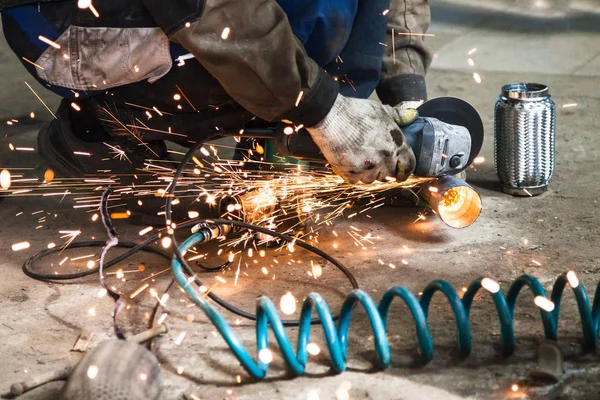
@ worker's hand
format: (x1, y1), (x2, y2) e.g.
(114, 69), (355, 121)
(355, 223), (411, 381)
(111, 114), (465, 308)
(306, 94), (416, 184)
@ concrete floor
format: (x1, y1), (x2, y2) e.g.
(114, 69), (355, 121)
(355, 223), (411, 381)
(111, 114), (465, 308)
(1, 1), (600, 399)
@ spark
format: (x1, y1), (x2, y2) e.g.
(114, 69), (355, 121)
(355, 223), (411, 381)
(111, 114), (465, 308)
(73, 151), (91, 156)
(86, 260), (95, 268)
(25, 81), (56, 119)
(280, 292), (296, 315)
(0, 169), (11, 189)
(481, 278), (500, 293)
(87, 365), (99, 379)
(97, 288), (107, 297)
(175, 331), (186, 345)
(311, 260), (323, 278)
(473, 72), (482, 84)
(21, 57), (44, 69)
(174, 94), (181, 101)
(307, 390), (321, 400)
(12, 241), (30, 251)
(562, 103), (577, 108)
(221, 27), (231, 40)
(382, 9), (389, 15)
(110, 212), (130, 219)
(295, 91), (304, 107)
(139, 226), (153, 236)
(130, 283), (150, 299)
(567, 271), (579, 288)
(47, 242), (56, 249)
(157, 313), (168, 325)
(216, 276), (227, 284)
(468, 48), (477, 55)
(532, 259), (541, 266)
(71, 254), (94, 261)
(44, 169), (55, 182)
(335, 381), (352, 400)
(139, 373), (147, 381)
(71, 103), (81, 111)
(534, 296), (555, 312)
(161, 237), (172, 248)
(467, 58), (475, 67)
(396, 32), (435, 37)
(473, 156), (485, 164)
(307, 343), (321, 355)
(15, 147), (34, 152)
(88, 307), (96, 317)
(38, 35), (60, 49)
(258, 348), (273, 364)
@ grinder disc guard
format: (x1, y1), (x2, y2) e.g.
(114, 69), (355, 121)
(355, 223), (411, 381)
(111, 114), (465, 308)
(417, 97), (484, 172)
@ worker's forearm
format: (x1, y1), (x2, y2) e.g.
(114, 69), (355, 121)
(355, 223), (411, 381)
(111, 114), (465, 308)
(165, 0), (338, 126)
(376, 0), (433, 106)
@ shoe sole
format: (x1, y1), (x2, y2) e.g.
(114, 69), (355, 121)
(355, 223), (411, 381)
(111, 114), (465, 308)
(37, 122), (82, 179)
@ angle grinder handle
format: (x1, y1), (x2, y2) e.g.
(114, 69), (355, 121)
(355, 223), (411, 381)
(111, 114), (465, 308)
(273, 123), (424, 179)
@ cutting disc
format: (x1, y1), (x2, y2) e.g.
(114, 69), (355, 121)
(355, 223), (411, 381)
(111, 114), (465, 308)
(417, 97), (484, 171)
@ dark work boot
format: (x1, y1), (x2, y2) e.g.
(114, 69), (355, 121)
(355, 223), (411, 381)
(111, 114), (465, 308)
(36, 99), (195, 224)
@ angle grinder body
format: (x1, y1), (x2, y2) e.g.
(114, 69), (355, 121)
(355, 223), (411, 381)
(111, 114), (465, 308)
(273, 97), (484, 178)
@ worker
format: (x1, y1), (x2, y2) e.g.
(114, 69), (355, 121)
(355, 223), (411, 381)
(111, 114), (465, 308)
(1, 0), (432, 185)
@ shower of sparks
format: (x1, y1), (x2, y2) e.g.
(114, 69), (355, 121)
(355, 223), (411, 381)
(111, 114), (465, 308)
(0, 105), (433, 304)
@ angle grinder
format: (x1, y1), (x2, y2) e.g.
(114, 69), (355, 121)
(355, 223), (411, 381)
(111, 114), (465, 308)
(272, 97), (484, 178)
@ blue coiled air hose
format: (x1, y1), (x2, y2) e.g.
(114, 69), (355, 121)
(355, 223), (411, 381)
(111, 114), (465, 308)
(172, 223), (599, 380)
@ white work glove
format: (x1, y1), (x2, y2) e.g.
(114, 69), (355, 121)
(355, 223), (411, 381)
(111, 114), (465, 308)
(306, 94), (417, 184)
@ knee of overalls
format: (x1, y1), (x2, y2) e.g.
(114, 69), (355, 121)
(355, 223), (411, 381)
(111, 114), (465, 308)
(278, 0), (390, 99)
